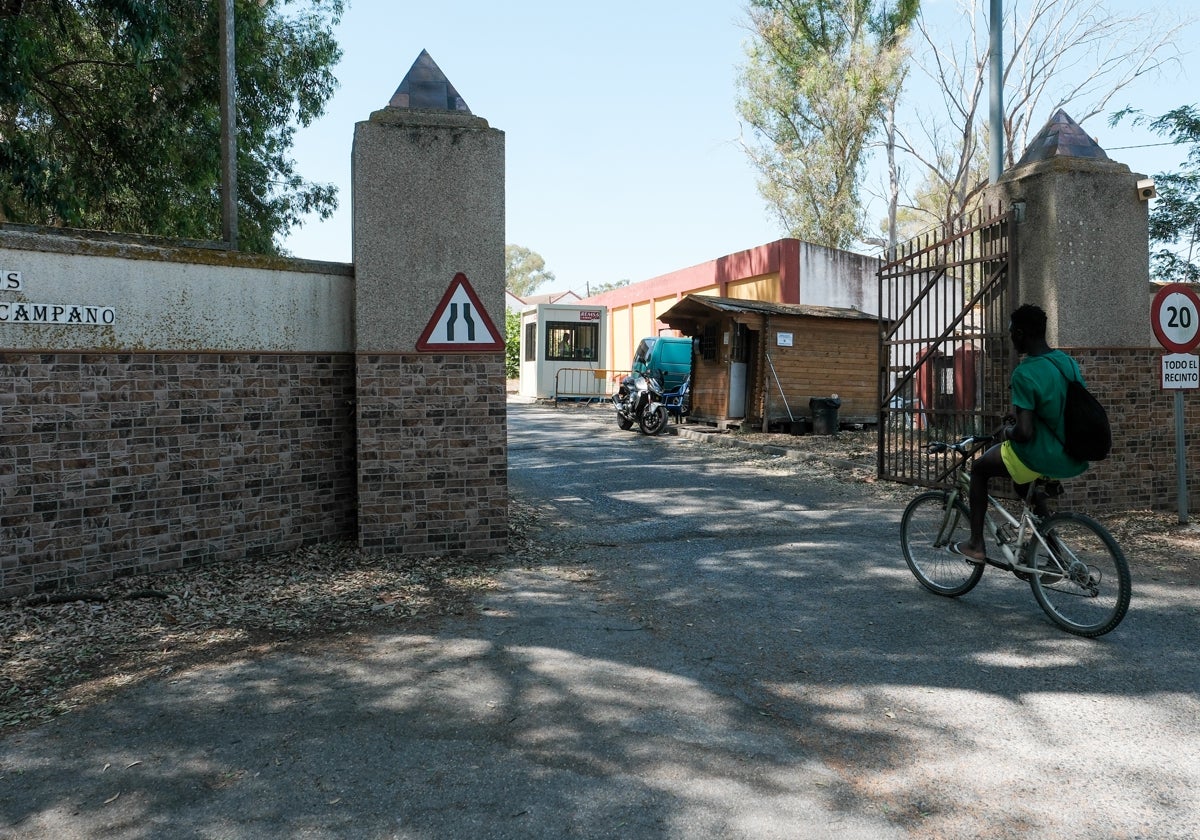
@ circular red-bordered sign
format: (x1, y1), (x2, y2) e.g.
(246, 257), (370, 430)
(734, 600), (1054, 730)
(1151, 283), (1200, 353)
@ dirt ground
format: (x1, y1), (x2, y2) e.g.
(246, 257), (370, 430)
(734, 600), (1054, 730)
(2, 425), (1196, 736)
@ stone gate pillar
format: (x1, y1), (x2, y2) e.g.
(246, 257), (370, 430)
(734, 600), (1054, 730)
(351, 50), (507, 555)
(987, 109), (1151, 347)
(986, 109), (1192, 513)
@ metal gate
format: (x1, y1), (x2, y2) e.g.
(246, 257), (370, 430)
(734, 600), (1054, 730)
(877, 206), (1017, 487)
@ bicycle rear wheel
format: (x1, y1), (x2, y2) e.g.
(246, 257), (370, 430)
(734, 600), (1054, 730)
(901, 491), (984, 597)
(1029, 512), (1131, 637)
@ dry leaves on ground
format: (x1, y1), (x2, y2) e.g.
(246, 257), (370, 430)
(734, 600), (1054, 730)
(0, 500), (546, 732)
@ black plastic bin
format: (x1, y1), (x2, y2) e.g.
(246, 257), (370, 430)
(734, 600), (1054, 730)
(809, 396), (841, 435)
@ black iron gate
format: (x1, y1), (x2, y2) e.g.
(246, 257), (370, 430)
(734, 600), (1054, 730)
(877, 206), (1017, 487)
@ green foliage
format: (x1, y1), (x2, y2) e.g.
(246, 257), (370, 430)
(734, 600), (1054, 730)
(587, 278), (631, 296)
(505, 244), (555, 298)
(0, 0), (343, 254)
(504, 310), (520, 380)
(1112, 106), (1200, 283)
(737, 0), (918, 248)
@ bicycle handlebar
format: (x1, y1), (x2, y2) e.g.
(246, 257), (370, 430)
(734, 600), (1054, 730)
(925, 433), (998, 456)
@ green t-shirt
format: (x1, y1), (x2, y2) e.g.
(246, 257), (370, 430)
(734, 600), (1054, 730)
(1009, 350), (1089, 479)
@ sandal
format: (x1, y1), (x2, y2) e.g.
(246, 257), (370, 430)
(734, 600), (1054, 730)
(948, 541), (987, 565)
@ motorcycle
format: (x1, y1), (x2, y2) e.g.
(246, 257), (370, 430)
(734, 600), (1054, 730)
(613, 370), (671, 435)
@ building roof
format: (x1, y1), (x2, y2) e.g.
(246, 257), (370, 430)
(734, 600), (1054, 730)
(519, 290), (582, 306)
(660, 295), (878, 327)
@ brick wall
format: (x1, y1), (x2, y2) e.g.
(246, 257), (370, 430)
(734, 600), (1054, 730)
(356, 353), (507, 556)
(1068, 347), (1198, 513)
(0, 352), (357, 598)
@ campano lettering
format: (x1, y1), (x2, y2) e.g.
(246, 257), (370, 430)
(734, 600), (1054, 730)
(0, 301), (115, 325)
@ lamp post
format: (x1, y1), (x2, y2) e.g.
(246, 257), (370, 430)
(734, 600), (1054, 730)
(989, 0), (1004, 184)
(219, 0), (238, 249)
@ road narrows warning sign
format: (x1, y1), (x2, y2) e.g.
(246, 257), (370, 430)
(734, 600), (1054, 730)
(415, 273), (504, 352)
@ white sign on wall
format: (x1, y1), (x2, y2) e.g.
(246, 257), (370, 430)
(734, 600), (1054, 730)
(1, 270), (115, 326)
(776, 332), (793, 347)
(1162, 353), (1200, 390)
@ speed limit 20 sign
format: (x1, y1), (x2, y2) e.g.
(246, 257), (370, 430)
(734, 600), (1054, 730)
(1152, 283), (1200, 353)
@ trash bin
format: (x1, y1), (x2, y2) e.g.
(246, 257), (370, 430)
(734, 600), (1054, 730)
(809, 395), (841, 435)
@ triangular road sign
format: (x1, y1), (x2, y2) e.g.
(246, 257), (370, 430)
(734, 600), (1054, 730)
(415, 273), (504, 352)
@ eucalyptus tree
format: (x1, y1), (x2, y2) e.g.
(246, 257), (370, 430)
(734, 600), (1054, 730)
(505, 244), (556, 299)
(1114, 106), (1200, 283)
(0, 0), (343, 254)
(736, 0), (919, 249)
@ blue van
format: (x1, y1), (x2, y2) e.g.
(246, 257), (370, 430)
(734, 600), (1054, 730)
(631, 336), (692, 391)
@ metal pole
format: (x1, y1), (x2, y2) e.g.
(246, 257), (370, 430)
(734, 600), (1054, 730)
(218, 0), (238, 249)
(1176, 390), (1189, 524)
(988, 0), (1004, 184)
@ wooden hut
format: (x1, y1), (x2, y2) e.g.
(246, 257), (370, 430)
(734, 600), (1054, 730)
(659, 295), (880, 431)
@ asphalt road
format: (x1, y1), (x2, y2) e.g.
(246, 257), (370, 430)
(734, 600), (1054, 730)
(2, 398), (1198, 839)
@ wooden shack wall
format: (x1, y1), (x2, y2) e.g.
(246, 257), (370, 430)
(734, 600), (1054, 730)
(762, 315), (879, 424)
(686, 312), (879, 428)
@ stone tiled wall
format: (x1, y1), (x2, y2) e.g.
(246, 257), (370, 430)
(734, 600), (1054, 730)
(1066, 347), (1198, 514)
(0, 352), (357, 598)
(356, 354), (507, 555)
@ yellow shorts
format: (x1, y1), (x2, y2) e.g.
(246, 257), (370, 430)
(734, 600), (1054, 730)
(1000, 440), (1041, 485)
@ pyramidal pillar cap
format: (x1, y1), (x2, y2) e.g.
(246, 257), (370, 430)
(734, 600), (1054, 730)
(389, 50), (470, 112)
(1007, 109), (1129, 176)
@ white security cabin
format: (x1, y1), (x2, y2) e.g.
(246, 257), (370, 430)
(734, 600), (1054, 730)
(518, 303), (609, 400)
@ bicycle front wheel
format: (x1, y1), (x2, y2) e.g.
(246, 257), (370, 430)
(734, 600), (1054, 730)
(1029, 512), (1131, 637)
(901, 491), (984, 597)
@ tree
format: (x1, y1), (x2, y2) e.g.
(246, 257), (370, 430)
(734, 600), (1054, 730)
(505, 244), (555, 298)
(1113, 105), (1200, 283)
(0, 0), (342, 254)
(892, 0), (1187, 235)
(737, 0), (919, 249)
(504, 310), (521, 380)
(587, 278), (630, 296)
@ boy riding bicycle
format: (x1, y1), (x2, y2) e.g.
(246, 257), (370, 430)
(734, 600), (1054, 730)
(950, 304), (1089, 564)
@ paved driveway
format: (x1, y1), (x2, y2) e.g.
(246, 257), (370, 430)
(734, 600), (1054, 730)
(1, 399), (1197, 839)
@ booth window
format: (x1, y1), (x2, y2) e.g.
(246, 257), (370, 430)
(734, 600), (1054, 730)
(700, 323), (718, 360)
(524, 323), (536, 362)
(545, 321), (598, 361)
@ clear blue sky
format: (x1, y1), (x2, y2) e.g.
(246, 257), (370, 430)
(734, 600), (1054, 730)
(281, 0), (1197, 296)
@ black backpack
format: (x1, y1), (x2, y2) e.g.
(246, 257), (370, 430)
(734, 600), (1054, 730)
(1038, 356), (1112, 462)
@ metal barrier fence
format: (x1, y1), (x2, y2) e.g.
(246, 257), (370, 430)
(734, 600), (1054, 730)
(554, 368), (631, 405)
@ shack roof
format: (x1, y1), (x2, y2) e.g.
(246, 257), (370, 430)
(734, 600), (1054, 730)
(660, 295), (878, 331)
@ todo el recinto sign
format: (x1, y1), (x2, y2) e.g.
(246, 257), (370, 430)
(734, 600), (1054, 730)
(1162, 353), (1200, 390)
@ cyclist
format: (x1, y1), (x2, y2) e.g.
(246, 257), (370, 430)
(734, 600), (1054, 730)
(949, 304), (1089, 564)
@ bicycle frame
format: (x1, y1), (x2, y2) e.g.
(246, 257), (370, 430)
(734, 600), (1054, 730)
(942, 456), (1065, 579)
(903, 432), (1129, 636)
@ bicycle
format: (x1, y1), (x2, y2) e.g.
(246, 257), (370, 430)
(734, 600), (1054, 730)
(900, 433), (1131, 637)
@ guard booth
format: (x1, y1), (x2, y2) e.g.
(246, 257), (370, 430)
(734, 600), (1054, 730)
(518, 303), (610, 400)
